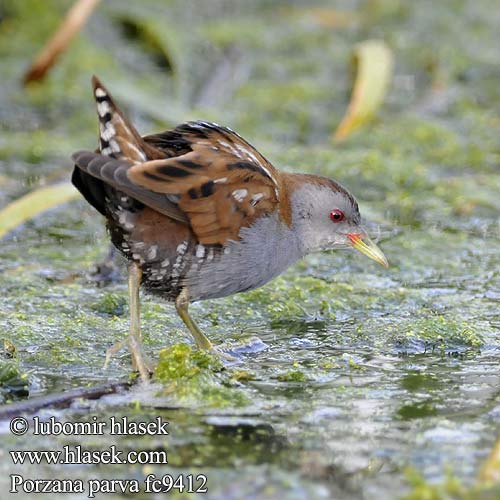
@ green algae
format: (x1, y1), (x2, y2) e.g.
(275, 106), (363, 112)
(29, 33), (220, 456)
(91, 292), (127, 317)
(0, 359), (29, 404)
(402, 468), (500, 500)
(276, 370), (307, 383)
(153, 344), (248, 408)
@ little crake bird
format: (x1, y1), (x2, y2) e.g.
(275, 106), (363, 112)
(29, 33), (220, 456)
(72, 76), (388, 382)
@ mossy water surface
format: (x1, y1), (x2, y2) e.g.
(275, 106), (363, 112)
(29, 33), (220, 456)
(0, 0), (499, 498)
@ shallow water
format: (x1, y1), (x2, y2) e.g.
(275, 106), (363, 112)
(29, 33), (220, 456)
(1, 0), (499, 498)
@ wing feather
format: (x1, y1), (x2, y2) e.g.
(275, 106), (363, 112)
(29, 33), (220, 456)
(71, 151), (189, 224)
(127, 123), (281, 245)
(74, 111), (282, 245)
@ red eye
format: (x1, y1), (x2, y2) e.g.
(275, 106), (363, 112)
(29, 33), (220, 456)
(329, 209), (344, 222)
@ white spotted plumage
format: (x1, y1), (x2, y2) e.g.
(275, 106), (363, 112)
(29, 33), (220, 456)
(251, 193), (264, 206)
(97, 100), (111, 117)
(146, 245), (158, 261)
(195, 244), (206, 259)
(171, 241), (189, 282)
(94, 87), (106, 98)
(99, 122), (116, 142)
(232, 189), (248, 202)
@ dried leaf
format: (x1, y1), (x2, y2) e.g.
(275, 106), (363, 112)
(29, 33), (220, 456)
(0, 182), (79, 240)
(23, 0), (101, 84)
(333, 40), (393, 142)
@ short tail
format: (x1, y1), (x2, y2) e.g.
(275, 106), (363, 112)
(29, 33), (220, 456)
(91, 75), (146, 162)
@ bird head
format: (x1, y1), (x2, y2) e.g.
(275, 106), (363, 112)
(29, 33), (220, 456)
(289, 174), (388, 268)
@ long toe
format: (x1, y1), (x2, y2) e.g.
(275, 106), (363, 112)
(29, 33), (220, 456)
(104, 338), (154, 383)
(104, 339), (128, 369)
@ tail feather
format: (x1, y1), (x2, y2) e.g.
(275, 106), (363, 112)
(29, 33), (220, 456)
(91, 75), (146, 162)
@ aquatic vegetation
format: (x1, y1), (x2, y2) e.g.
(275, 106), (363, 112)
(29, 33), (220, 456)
(154, 344), (248, 407)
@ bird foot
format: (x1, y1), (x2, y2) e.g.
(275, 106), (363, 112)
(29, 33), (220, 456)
(104, 337), (154, 383)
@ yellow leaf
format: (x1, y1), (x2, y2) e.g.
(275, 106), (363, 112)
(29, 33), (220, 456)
(333, 40), (393, 142)
(0, 182), (79, 240)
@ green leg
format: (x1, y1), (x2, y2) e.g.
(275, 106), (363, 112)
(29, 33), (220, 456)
(105, 262), (152, 382)
(175, 289), (213, 350)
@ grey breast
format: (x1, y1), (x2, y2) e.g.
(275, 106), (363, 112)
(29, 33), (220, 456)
(185, 212), (304, 301)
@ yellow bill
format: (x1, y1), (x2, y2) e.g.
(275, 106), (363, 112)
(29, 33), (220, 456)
(347, 232), (389, 268)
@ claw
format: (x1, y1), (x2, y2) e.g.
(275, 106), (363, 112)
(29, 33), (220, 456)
(103, 339), (127, 370)
(128, 334), (154, 383)
(104, 338), (153, 383)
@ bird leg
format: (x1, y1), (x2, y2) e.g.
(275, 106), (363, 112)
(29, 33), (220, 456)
(175, 289), (241, 363)
(175, 289), (213, 351)
(104, 261), (152, 382)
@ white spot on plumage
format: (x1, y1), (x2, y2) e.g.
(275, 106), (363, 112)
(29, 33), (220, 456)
(196, 244), (205, 259)
(101, 147), (112, 155)
(161, 259), (170, 268)
(150, 266), (167, 280)
(110, 140), (120, 153)
(214, 177), (227, 183)
(171, 241), (188, 282)
(100, 122), (116, 142)
(95, 88), (106, 98)
(236, 143), (259, 163)
(97, 100), (111, 117)
(117, 210), (135, 231)
(224, 246), (231, 255)
(176, 241), (188, 254)
(147, 245), (158, 261)
(218, 140), (242, 158)
(251, 193), (264, 206)
(207, 248), (214, 262)
(232, 189), (248, 202)
(132, 253), (144, 264)
(171, 258), (183, 279)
